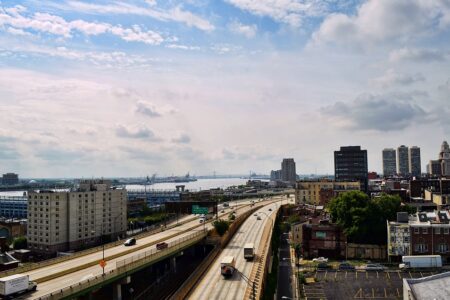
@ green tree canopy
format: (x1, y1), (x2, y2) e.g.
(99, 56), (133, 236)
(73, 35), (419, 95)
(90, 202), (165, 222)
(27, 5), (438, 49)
(328, 191), (411, 245)
(213, 219), (230, 236)
(12, 236), (27, 250)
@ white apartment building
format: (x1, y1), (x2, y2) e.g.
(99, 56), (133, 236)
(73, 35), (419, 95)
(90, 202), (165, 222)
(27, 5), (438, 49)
(27, 179), (127, 256)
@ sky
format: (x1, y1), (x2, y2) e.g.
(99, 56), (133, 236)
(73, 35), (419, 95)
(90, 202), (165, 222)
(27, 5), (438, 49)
(0, 0), (449, 178)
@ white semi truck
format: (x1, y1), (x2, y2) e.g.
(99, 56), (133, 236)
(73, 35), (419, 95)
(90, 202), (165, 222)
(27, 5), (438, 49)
(244, 243), (255, 260)
(220, 256), (236, 278)
(399, 255), (443, 269)
(0, 274), (37, 299)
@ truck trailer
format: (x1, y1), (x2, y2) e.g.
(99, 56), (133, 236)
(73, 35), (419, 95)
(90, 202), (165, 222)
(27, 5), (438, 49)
(220, 256), (236, 278)
(0, 274), (37, 298)
(244, 243), (255, 260)
(399, 255), (443, 269)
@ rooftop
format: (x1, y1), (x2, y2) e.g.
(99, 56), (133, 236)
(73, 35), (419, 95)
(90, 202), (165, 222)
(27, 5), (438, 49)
(405, 271), (450, 300)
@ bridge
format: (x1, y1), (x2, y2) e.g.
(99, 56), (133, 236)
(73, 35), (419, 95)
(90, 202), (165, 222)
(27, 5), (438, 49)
(2, 197), (287, 300)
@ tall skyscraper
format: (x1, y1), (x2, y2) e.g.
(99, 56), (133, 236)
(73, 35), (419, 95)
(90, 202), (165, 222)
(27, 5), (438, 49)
(281, 158), (296, 183)
(440, 141), (450, 176)
(409, 146), (421, 177)
(397, 145), (409, 176)
(382, 148), (397, 177)
(334, 146), (368, 192)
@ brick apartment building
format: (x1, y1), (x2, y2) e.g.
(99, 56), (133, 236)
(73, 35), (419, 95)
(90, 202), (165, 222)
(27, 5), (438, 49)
(388, 211), (450, 263)
(301, 219), (346, 259)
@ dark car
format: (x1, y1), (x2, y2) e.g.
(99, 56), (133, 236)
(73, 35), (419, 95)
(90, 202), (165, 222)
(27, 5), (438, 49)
(338, 262), (355, 270)
(316, 262), (331, 270)
(124, 238), (136, 246)
(156, 242), (168, 250)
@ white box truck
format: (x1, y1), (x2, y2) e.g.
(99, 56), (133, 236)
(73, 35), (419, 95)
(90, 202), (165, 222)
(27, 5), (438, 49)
(399, 255), (443, 269)
(220, 256), (236, 278)
(244, 243), (255, 260)
(0, 274), (37, 298)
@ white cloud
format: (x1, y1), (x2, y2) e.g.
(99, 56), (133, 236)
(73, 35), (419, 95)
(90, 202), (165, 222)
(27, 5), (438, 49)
(311, 0), (448, 49)
(229, 20), (257, 38)
(115, 124), (159, 140)
(389, 47), (448, 63)
(0, 7), (164, 45)
(225, 0), (329, 27)
(372, 69), (425, 88)
(166, 44), (200, 50)
(172, 133), (191, 144)
(59, 1), (214, 32)
(135, 101), (162, 118)
(6, 27), (32, 36)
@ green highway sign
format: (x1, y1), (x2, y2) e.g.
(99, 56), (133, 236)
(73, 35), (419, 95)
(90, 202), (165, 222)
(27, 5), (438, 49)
(192, 205), (209, 214)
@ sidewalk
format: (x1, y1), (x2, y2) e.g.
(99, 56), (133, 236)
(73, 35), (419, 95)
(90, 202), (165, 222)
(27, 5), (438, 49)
(290, 246), (299, 300)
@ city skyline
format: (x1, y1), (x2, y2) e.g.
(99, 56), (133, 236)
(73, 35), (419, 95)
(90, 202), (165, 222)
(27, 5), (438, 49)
(0, 1), (449, 177)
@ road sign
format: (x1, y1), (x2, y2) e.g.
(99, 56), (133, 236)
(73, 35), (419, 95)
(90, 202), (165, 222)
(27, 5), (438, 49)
(99, 259), (107, 268)
(192, 205), (209, 214)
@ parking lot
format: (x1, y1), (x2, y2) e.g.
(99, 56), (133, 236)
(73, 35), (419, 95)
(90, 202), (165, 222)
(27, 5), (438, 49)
(301, 270), (441, 299)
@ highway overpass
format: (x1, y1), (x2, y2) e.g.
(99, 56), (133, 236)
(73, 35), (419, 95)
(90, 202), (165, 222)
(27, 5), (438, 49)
(7, 197), (284, 299)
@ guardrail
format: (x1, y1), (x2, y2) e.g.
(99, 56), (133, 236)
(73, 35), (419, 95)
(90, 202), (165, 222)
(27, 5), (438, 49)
(244, 205), (279, 300)
(0, 215), (194, 278)
(170, 205), (264, 300)
(35, 231), (207, 300)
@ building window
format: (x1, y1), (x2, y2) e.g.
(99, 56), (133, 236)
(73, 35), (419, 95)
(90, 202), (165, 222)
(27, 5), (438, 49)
(414, 244), (428, 253)
(404, 237), (409, 243)
(438, 243), (449, 253)
(435, 228), (441, 235)
(422, 228), (428, 234)
(445, 228), (450, 235)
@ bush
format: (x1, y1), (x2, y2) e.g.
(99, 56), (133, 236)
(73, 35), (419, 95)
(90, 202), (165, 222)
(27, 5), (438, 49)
(12, 236), (27, 250)
(213, 219), (230, 236)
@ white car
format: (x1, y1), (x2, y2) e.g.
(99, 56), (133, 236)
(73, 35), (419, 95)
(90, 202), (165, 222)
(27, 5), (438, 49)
(312, 257), (328, 263)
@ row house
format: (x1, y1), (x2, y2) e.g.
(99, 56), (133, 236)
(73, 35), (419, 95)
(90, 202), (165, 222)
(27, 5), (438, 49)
(388, 211), (450, 263)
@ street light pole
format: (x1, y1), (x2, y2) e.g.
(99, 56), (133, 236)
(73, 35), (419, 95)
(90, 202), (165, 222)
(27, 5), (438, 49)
(237, 270), (256, 300)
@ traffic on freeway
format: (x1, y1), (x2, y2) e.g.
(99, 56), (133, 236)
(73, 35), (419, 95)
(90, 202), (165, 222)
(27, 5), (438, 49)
(17, 197), (281, 299)
(188, 202), (278, 300)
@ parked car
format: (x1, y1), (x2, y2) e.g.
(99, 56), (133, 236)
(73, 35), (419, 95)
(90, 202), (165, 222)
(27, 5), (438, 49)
(312, 257), (328, 263)
(338, 262), (355, 270)
(364, 263), (386, 271)
(316, 262), (331, 270)
(124, 238), (136, 246)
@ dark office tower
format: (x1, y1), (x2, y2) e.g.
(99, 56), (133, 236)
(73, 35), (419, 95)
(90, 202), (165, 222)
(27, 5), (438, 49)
(382, 148), (397, 177)
(397, 145), (409, 176)
(334, 146), (368, 192)
(409, 146), (421, 178)
(281, 158), (296, 183)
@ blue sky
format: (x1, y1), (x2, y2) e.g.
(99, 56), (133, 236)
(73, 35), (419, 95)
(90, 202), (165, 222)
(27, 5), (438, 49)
(0, 0), (449, 177)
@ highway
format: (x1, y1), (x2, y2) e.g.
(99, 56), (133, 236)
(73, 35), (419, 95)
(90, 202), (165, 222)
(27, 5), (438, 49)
(188, 202), (278, 300)
(19, 197), (279, 299)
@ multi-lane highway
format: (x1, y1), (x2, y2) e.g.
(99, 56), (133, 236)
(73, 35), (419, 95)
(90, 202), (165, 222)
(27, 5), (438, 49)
(18, 197), (279, 299)
(188, 202), (278, 300)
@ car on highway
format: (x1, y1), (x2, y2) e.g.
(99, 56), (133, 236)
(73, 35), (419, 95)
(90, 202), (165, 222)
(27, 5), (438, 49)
(256, 216), (261, 220)
(312, 257), (328, 263)
(338, 262), (355, 270)
(199, 218), (205, 223)
(221, 210), (225, 213)
(268, 208), (272, 211)
(156, 242), (168, 250)
(364, 263), (386, 271)
(124, 238), (136, 246)
(253, 213), (257, 216)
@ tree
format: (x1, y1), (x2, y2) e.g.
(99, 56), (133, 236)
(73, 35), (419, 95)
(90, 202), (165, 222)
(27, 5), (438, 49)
(213, 219), (230, 236)
(12, 236), (27, 250)
(328, 191), (406, 245)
